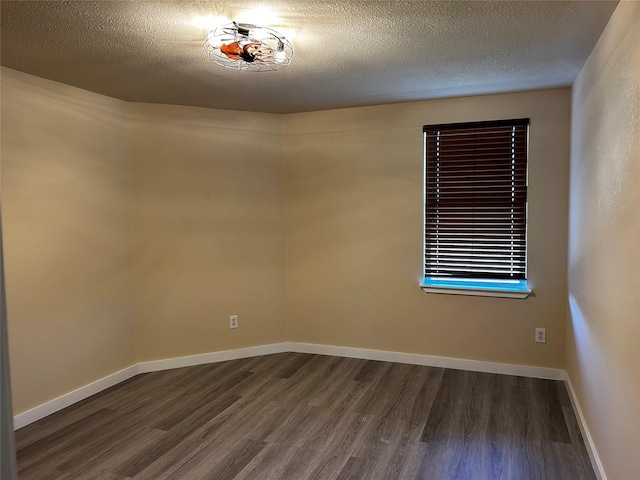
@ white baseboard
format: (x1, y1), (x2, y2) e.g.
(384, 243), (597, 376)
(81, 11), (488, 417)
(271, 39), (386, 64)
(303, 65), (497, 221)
(13, 364), (139, 430)
(14, 341), (564, 429)
(13, 343), (288, 429)
(136, 343), (289, 373)
(287, 342), (565, 380)
(563, 372), (607, 480)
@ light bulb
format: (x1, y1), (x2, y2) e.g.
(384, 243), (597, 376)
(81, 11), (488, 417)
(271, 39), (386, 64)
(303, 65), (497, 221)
(275, 40), (286, 63)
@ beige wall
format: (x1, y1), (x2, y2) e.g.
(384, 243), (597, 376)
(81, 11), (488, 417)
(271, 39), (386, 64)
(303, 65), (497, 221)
(283, 89), (571, 368)
(2, 68), (572, 415)
(1, 68), (134, 414)
(567, 2), (640, 479)
(128, 103), (285, 362)
(1, 70), (287, 413)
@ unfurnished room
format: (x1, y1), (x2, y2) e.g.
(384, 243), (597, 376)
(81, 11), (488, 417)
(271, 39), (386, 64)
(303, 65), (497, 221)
(0, 1), (638, 479)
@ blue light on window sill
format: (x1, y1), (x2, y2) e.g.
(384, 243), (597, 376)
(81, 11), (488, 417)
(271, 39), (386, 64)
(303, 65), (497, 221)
(420, 277), (531, 298)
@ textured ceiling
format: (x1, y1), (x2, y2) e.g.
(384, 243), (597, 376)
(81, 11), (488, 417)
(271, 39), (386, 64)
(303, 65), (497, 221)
(0, 1), (618, 113)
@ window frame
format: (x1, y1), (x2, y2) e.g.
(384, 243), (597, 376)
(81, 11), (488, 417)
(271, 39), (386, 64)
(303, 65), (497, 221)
(420, 118), (532, 299)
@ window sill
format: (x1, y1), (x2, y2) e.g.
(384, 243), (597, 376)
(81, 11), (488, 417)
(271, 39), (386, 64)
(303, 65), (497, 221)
(419, 278), (532, 299)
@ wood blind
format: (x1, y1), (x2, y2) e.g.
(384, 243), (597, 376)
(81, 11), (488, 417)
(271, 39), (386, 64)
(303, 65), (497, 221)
(424, 118), (529, 280)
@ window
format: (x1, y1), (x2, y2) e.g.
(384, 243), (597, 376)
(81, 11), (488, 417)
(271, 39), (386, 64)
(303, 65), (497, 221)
(421, 118), (531, 298)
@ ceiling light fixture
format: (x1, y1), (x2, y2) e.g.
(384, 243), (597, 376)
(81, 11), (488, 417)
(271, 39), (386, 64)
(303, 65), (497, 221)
(204, 21), (293, 72)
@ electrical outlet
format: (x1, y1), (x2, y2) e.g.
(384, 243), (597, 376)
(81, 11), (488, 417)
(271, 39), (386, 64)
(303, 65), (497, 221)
(535, 328), (546, 344)
(229, 315), (238, 329)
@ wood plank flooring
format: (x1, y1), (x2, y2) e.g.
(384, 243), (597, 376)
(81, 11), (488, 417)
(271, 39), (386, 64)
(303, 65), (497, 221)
(15, 353), (596, 479)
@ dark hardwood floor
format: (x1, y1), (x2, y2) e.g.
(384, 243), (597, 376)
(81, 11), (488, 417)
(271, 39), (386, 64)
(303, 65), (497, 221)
(15, 353), (596, 479)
